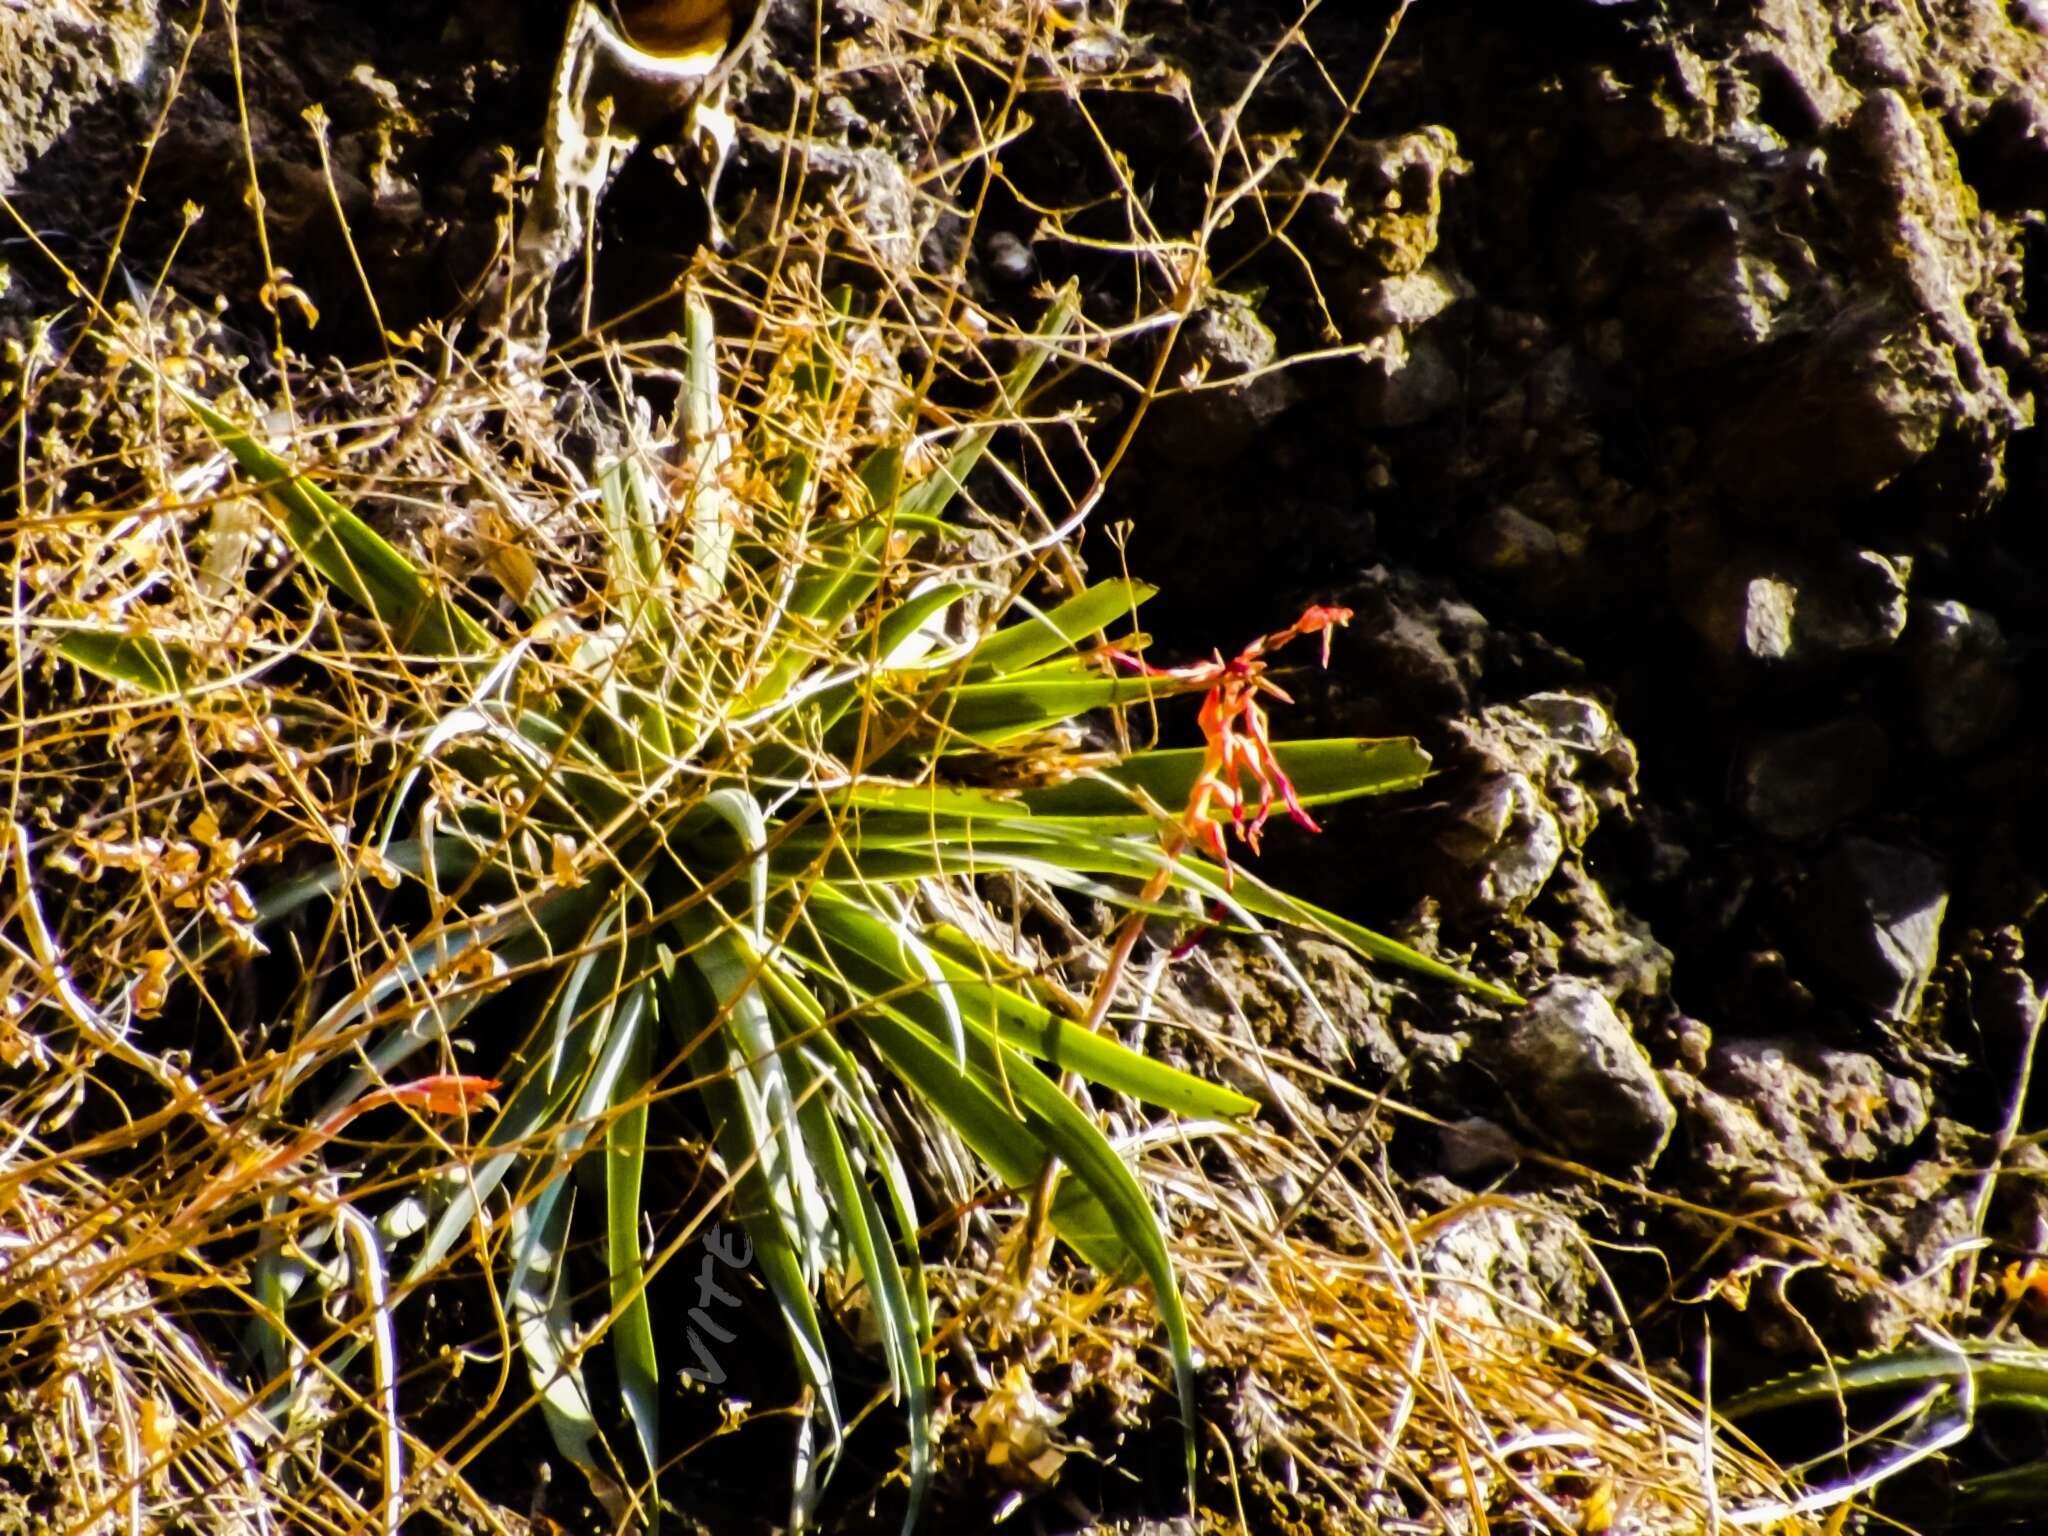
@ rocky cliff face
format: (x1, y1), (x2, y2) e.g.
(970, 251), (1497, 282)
(7, 0), (2048, 1524)
(1092, 0), (2048, 1368)
(0, 1), (156, 196)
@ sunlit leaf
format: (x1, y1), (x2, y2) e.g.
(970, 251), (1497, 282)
(605, 989), (661, 1517)
(963, 578), (1155, 680)
(55, 627), (194, 694)
(178, 390), (490, 656)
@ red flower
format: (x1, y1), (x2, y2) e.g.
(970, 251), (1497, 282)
(179, 1073), (502, 1225)
(330, 1073), (502, 1126)
(1111, 603), (1352, 878)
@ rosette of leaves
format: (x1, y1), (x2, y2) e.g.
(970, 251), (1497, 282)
(64, 286), (1512, 1530)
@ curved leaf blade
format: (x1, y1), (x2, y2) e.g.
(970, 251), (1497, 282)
(55, 627), (195, 694)
(963, 578), (1155, 680)
(605, 987), (661, 1514)
(178, 392), (489, 656)
(1018, 737), (1433, 820)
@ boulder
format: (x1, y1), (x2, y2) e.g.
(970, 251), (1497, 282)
(1487, 981), (1676, 1167)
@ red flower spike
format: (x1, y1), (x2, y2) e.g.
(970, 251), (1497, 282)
(1111, 602), (1353, 883)
(179, 1074), (502, 1226)
(321, 1073), (502, 1136)
(363, 1073), (501, 1117)
(1285, 604), (1354, 667)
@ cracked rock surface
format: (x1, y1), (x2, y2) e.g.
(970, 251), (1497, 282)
(1103, 0), (2048, 1388)
(9, 0), (2048, 1526)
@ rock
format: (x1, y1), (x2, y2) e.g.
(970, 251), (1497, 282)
(1695, 571), (1798, 663)
(1438, 1116), (1521, 1177)
(1665, 1040), (1951, 1350)
(1703, 1038), (1929, 1167)
(0, 2), (157, 195)
(1417, 1203), (1590, 1335)
(3, 0), (557, 344)
(1736, 717), (1889, 840)
(1706, 318), (1970, 512)
(777, 141), (925, 276)
(1668, 1014), (1713, 1075)
(1796, 838), (1949, 1021)
(1679, 544), (1910, 669)
(1433, 692), (1641, 925)
(1403, 1027), (1471, 1110)
(1910, 599), (2018, 758)
(1177, 936), (1404, 1081)
(1691, 88), (2033, 515)
(1358, 328), (1460, 427)
(1486, 980), (1676, 1167)
(1437, 770), (1565, 920)
(1355, 263), (1472, 427)
(1463, 504), (1563, 579)
(1150, 290), (1298, 466)
(1358, 264), (1468, 329)
(1302, 126), (1468, 286)
(1519, 692), (1624, 756)
(980, 229), (1035, 285)
(1336, 566), (1492, 726)
(1287, 127), (1470, 425)
(1848, 90), (2033, 465)
(1547, 861), (1674, 1006)
(1798, 550), (1913, 656)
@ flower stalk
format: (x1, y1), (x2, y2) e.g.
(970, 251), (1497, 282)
(1016, 604), (1354, 1272)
